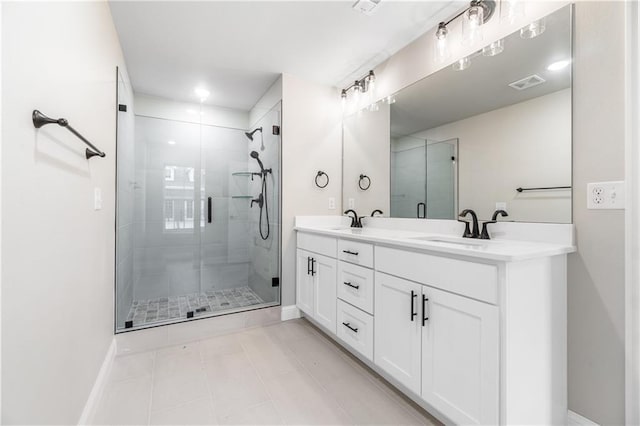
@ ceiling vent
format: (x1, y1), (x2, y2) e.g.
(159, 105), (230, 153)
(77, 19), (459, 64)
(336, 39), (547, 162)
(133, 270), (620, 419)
(353, 0), (381, 15)
(508, 74), (546, 91)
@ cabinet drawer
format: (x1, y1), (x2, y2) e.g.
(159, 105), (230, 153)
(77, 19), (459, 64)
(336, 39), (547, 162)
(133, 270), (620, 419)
(338, 239), (374, 268)
(376, 246), (498, 304)
(337, 262), (374, 314)
(336, 300), (374, 361)
(297, 232), (337, 258)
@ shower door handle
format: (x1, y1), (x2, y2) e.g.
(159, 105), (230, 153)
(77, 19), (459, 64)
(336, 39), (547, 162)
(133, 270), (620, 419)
(207, 197), (212, 223)
(417, 202), (426, 219)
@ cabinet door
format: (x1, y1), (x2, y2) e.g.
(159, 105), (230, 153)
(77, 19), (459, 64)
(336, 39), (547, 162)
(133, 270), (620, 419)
(296, 249), (314, 316)
(374, 272), (423, 395)
(312, 253), (337, 334)
(421, 285), (499, 425)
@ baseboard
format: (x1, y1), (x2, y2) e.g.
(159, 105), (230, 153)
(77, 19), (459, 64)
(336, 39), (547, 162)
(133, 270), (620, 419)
(281, 305), (301, 321)
(78, 338), (116, 425)
(568, 410), (599, 426)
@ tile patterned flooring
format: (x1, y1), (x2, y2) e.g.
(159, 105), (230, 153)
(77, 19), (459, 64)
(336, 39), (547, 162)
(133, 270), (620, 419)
(94, 319), (440, 425)
(127, 287), (265, 328)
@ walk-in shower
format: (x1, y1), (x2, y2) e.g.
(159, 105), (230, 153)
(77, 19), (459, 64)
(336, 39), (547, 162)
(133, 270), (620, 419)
(115, 93), (281, 332)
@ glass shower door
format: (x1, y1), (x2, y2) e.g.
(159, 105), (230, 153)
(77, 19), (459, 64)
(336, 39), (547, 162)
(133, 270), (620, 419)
(426, 139), (457, 219)
(391, 136), (427, 218)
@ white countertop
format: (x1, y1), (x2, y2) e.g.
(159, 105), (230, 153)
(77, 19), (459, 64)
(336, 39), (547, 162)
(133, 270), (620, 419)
(294, 224), (576, 262)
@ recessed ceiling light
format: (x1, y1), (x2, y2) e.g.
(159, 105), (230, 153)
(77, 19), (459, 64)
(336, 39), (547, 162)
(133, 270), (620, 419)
(168, 140), (176, 145)
(547, 59), (571, 71)
(194, 87), (210, 101)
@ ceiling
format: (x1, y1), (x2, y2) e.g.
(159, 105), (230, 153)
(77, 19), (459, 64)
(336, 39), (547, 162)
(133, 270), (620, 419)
(390, 5), (572, 137)
(109, 0), (463, 111)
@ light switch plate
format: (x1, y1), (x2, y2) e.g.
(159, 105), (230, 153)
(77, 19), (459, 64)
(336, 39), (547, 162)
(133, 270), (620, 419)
(587, 181), (625, 209)
(348, 198), (355, 209)
(496, 202), (507, 210)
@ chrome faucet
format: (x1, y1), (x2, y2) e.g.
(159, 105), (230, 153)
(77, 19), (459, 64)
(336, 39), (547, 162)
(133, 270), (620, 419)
(344, 209), (362, 228)
(458, 209), (480, 238)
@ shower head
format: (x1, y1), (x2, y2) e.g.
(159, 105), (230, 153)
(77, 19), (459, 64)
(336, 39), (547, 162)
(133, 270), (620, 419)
(250, 150), (265, 172)
(244, 127), (263, 141)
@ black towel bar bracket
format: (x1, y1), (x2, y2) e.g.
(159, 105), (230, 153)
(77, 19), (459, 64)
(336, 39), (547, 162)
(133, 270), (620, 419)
(32, 110), (106, 159)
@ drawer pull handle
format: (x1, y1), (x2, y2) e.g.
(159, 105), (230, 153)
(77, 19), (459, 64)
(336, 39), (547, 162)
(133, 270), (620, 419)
(342, 250), (359, 256)
(307, 257), (312, 275)
(342, 322), (358, 333)
(422, 294), (429, 326)
(410, 290), (417, 321)
(311, 258), (316, 276)
(343, 281), (360, 290)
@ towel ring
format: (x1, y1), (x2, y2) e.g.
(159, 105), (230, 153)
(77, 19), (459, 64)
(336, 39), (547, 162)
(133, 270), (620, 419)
(359, 174), (371, 191)
(315, 171), (329, 188)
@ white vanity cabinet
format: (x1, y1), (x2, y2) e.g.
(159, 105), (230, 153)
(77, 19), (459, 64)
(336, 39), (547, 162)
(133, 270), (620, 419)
(295, 227), (569, 425)
(296, 234), (338, 334)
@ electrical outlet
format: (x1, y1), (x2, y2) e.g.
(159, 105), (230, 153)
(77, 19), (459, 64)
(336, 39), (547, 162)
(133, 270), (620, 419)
(587, 181), (625, 209)
(328, 197), (336, 210)
(496, 202), (507, 210)
(348, 198), (355, 209)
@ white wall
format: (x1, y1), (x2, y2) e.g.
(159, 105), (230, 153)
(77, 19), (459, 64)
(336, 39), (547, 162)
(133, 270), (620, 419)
(568, 2), (626, 423)
(281, 74), (342, 306)
(343, 103), (391, 215)
(1, 2), (131, 424)
(416, 89), (572, 223)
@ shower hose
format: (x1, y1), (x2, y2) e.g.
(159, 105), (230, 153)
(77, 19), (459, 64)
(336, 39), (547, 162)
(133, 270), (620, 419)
(258, 172), (270, 240)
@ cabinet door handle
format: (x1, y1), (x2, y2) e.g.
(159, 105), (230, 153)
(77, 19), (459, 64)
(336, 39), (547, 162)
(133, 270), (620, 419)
(422, 294), (429, 326)
(311, 258), (316, 276)
(207, 197), (212, 223)
(342, 322), (358, 333)
(307, 257), (312, 275)
(410, 290), (417, 321)
(343, 281), (360, 290)
(342, 250), (359, 256)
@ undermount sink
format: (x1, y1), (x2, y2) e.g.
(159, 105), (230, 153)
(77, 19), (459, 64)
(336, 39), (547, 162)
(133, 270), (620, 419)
(409, 236), (491, 246)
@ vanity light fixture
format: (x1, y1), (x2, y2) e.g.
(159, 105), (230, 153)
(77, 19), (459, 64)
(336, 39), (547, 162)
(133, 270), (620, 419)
(482, 38), (504, 56)
(520, 17), (545, 39)
(547, 59), (571, 71)
(500, 0), (525, 24)
(433, 0), (496, 62)
(340, 70), (376, 103)
(386, 95), (396, 104)
(452, 56), (472, 71)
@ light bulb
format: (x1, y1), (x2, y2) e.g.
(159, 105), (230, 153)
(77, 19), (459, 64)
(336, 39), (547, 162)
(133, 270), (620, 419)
(462, 1), (484, 45)
(520, 18), (546, 39)
(482, 39), (504, 57)
(501, 0), (525, 24)
(434, 22), (451, 63)
(452, 56), (471, 71)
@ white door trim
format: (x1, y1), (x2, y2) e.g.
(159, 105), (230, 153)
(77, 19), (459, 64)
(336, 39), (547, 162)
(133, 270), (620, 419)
(625, 1), (640, 424)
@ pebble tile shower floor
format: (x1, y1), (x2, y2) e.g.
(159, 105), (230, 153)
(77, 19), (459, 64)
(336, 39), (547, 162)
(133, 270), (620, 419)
(127, 286), (265, 327)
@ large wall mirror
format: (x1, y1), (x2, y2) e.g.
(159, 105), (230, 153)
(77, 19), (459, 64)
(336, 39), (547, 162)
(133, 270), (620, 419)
(342, 4), (572, 223)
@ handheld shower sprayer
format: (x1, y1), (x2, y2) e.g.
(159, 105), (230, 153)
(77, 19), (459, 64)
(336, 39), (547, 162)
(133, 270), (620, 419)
(249, 150), (271, 240)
